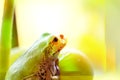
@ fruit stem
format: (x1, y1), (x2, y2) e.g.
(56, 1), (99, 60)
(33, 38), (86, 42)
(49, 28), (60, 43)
(0, 0), (14, 79)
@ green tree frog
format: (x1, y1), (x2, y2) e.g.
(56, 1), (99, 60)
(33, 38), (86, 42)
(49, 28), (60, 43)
(5, 33), (66, 80)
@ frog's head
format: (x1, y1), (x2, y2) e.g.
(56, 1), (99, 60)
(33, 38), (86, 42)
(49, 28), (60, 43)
(44, 33), (67, 59)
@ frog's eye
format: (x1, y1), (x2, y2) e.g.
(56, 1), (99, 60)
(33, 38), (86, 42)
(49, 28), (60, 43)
(53, 37), (58, 42)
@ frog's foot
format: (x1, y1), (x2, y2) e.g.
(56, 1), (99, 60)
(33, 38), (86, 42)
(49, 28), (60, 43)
(52, 76), (60, 80)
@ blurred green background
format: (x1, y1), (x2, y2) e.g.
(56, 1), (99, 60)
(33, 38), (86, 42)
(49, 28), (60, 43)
(0, 0), (120, 80)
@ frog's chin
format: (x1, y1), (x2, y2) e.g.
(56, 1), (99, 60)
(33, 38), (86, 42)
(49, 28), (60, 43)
(53, 52), (59, 58)
(49, 53), (59, 61)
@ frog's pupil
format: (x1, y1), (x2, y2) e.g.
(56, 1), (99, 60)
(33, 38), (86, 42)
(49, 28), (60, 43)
(53, 37), (58, 42)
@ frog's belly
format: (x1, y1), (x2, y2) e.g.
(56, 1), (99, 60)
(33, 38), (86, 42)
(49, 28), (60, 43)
(23, 59), (59, 80)
(23, 67), (60, 80)
(23, 69), (50, 80)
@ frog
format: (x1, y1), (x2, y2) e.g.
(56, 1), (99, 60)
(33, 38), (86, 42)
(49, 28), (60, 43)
(5, 33), (67, 80)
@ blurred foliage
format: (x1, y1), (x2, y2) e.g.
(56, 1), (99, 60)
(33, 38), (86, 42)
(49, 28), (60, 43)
(0, 0), (14, 79)
(12, 12), (18, 48)
(83, 0), (105, 10)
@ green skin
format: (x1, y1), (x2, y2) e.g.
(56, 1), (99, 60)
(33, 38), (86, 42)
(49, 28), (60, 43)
(5, 33), (66, 80)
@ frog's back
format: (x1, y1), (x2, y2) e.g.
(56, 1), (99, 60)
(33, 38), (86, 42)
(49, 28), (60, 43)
(5, 33), (54, 80)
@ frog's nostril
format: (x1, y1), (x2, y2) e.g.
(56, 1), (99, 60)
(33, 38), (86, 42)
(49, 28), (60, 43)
(60, 34), (64, 39)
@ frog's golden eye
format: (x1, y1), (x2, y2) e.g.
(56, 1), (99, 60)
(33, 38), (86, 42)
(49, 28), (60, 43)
(53, 37), (58, 42)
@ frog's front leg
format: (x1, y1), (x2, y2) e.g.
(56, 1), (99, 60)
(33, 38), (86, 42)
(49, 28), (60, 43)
(49, 59), (60, 80)
(55, 59), (60, 80)
(55, 59), (60, 76)
(52, 65), (60, 80)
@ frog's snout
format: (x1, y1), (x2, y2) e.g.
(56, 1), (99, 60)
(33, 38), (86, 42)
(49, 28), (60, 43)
(59, 34), (67, 46)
